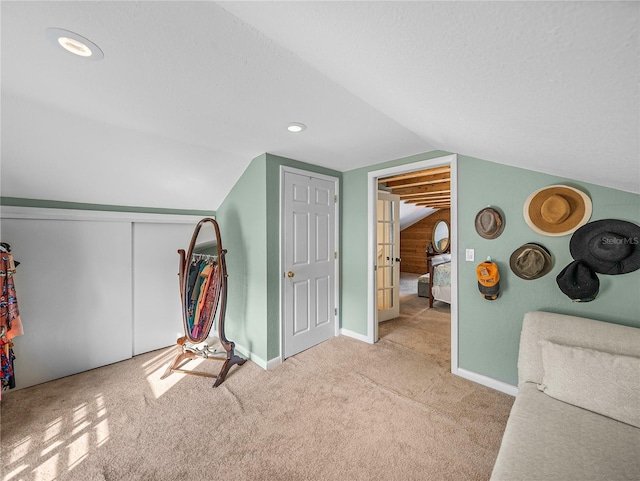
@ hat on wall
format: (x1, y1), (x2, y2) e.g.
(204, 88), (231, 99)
(569, 219), (640, 275)
(509, 243), (553, 280)
(476, 261), (500, 300)
(475, 207), (505, 239)
(556, 260), (600, 302)
(523, 185), (592, 236)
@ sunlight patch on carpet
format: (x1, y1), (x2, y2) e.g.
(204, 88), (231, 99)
(145, 353), (206, 399)
(2, 393), (111, 481)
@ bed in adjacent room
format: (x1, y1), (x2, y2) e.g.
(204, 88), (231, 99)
(428, 253), (451, 307)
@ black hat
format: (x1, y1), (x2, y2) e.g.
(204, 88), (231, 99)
(556, 260), (600, 302)
(509, 243), (553, 280)
(569, 219), (640, 275)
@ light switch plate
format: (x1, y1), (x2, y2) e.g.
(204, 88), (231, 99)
(466, 249), (475, 262)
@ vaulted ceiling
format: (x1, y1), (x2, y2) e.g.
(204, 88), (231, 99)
(2, 2), (637, 210)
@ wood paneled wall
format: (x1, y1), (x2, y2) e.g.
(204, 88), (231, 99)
(400, 209), (450, 274)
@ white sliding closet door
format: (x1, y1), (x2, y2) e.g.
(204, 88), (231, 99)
(132, 222), (196, 355)
(2, 218), (133, 389)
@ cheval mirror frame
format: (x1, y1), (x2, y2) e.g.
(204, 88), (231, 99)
(162, 218), (245, 387)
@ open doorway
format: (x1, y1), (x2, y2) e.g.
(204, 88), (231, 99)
(367, 154), (459, 374)
(377, 167), (452, 363)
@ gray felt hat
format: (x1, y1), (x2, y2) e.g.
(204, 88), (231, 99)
(509, 243), (553, 280)
(475, 208), (505, 239)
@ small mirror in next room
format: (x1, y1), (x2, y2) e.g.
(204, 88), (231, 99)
(432, 220), (450, 253)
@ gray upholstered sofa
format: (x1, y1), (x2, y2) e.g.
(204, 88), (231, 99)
(491, 311), (640, 481)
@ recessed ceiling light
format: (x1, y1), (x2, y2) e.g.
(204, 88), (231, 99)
(287, 122), (307, 133)
(46, 28), (104, 61)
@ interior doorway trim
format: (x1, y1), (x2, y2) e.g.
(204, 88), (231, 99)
(367, 154), (459, 374)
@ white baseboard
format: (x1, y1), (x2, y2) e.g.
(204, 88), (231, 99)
(266, 356), (282, 370)
(340, 328), (374, 344)
(454, 367), (518, 397)
(232, 343), (281, 371)
(234, 343), (267, 370)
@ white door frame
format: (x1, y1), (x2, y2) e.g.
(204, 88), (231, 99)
(366, 154), (459, 374)
(280, 165), (340, 360)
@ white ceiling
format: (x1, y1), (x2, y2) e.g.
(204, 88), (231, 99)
(2, 1), (638, 210)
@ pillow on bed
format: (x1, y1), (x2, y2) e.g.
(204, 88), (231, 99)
(537, 340), (640, 428)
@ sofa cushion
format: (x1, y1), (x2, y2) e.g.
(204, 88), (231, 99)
(518, 311), (640, 387)
(491, 383), (640, 481)
(538, 340), (640, 428)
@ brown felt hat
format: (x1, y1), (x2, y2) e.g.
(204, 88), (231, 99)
(509, 243), (553, 280)
(475, 207), (505, 239)
(523, 185), (592, 236)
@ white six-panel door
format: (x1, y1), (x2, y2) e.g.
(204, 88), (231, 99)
(283, 170), (337, 359)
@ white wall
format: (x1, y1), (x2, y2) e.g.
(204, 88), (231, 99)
(1, 207), (202, 389)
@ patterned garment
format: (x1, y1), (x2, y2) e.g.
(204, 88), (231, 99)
(188, 262), (209, 331)
(191, 263), (222, 340)
(1, 252), (21, 335)
(1, 250), (22, 395)
(432, 262), (452, 287)
(1, 340), (15, 391)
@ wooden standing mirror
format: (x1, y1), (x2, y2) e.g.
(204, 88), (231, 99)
(162, 218), (245, 387)
(432, 220), (450, 253)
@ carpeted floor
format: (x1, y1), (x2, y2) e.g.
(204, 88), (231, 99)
(1, 283), (513, 481)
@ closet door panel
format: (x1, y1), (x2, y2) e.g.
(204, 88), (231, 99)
(1, 218), (133, 389)
(132, 222), (195, 355)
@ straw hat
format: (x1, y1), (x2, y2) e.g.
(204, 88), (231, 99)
(523, 185), (592, 236)
(569, 219), (640, 275)
(475, 207), (505, 239)
(509, 243), (553, 280)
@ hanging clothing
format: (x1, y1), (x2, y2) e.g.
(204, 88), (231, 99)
(186, 259), (203, 307)
(1, 250), (22, 336)
(1, 340), (16, 391)
(1, 245), (23, 397)
(193, 263), (222, 339)
(191, 263), (213, 334)
(188, 261), (209, 332)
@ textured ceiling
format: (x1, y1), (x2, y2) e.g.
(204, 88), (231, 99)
(1, 1), (638, 210)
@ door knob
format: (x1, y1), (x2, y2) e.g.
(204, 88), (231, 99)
(395, 257), (402, 262)
(287, 271), (295, 278)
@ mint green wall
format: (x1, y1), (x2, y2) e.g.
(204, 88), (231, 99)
(0, 197), (214, 216)
(341, 150), (639, 387)
(457, 155), (640, 385)
(216, 153), (341, 364)
(215, 155), (269, 363)
(341, 151), (451, 334)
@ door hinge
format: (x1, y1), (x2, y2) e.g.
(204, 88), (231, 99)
(334, 308), (337, 316)
(334, 194), (337, 203)
(334, 251), (338, 259)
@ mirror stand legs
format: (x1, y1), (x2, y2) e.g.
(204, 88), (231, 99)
(213, 354), (247, 387)
(161, 343), (246, 387)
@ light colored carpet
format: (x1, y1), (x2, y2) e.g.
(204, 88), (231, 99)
(1, 298), (513, 481)
(400, 271), (422, 297)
